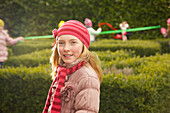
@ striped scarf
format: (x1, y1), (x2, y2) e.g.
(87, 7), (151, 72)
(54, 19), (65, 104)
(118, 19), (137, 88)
(43, 61), (86, 113)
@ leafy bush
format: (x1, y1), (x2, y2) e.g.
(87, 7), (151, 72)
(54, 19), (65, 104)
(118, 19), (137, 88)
(100, 54), (170, 113)
(0, 65), (52, 113)
(4, 49), (52, 67)
(155, 39), (170, 54)
(100, 72), (169, 113)
(96, 49), (136, 61)
(8, 39), (54, 56)
(102, 53), (170, 75)
(90, 39), (161, 56)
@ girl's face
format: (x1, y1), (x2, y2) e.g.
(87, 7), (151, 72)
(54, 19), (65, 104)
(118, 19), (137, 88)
(122, 22), (127, 27)
(57, 35), (83, 64)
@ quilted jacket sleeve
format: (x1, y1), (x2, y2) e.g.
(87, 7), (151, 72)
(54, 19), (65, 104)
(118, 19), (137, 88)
(74, 68), (100, 113)
(4, 30), (22, 45)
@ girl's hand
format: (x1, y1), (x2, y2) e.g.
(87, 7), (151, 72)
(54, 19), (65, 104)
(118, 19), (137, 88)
(18, 37), (24, 42)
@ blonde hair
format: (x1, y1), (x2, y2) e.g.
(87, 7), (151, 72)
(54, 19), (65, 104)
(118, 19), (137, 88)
(50, 44), (103, 83)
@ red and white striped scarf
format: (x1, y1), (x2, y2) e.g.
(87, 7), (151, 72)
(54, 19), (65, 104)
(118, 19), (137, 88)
(43, 61), (86, 113)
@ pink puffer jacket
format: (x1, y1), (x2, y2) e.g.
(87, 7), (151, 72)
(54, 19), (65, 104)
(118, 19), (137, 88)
(48, 62), (100, 113)
(0, 30), (22, 62)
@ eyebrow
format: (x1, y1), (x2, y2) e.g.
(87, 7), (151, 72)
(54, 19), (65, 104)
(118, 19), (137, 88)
(58, 39), (78, 41)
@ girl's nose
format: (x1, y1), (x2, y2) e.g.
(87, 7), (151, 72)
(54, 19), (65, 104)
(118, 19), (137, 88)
(63, 43), (70, 51)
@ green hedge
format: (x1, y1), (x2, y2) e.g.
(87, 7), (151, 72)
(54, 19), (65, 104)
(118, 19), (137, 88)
(0, 54), (169, 113)
(0, 65), (51, 113)
(101, 53), (170, 75)
(100, 72), (169, 113)
(96, 49), (136, 61)
(100, 54), (170, 113)
(155, 39), (170, 54)
(4, 49), (52, 67)
(4, 49), (135, 68)
(90, 39), (162, 56)
(8, 39), (54, 56)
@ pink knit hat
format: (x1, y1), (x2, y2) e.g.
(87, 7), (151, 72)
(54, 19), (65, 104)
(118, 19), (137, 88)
(84, 18), (92, 27)
(53, 20), (90, 49)
(161, 27), (167, 34)
(167, 18), (170, 24)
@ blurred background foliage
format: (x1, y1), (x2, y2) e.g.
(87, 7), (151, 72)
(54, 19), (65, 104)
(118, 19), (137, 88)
(0, 0), (169, 39)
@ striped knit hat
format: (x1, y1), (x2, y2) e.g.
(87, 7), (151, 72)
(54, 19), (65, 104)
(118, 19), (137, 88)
(53, 20), (90, 49)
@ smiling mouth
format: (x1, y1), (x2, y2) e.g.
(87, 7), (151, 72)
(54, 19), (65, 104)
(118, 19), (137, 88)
(63, 54), (73, 57)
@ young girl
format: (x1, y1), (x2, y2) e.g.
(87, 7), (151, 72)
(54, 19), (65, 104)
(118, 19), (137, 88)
(0, 19), (24, 68)
(119, 21), (131, 40)
(43, 20), (103, 113)
(84, 18), (102, 42)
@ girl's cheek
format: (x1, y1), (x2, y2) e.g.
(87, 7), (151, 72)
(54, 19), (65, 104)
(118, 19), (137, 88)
(73, 46), (83, 54)
(74, 49), (81, 53)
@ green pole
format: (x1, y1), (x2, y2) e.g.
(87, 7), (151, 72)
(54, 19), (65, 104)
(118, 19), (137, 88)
(24, 35), (53, 40)
(22, 25), (161, 40)
(97, 25), (161, 35)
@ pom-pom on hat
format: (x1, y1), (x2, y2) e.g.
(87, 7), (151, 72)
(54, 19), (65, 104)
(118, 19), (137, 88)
(84, 18), (93, 27)
(0, 19), (4, 27)
(53, 20), (90, 49)
(167, 18), (170, 24)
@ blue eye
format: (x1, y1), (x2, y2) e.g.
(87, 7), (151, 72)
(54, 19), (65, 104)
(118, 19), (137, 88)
(58, 42), (64, 45)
